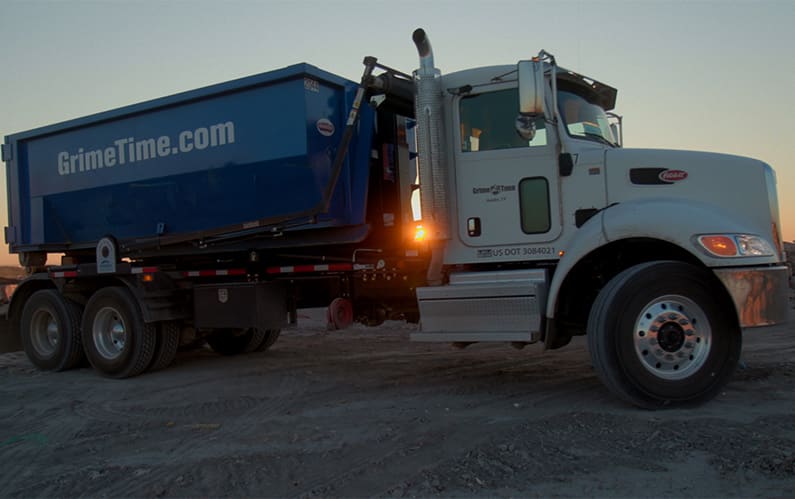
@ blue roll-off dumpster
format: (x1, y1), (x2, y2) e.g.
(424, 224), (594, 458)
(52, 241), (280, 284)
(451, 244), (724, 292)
(2, 63), (375, 256)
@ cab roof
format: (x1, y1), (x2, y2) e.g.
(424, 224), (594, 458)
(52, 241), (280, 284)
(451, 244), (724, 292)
(442, 63), (617, 111)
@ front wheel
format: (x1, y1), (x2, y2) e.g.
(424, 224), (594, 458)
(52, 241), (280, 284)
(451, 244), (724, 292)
(587, 261), (741, 409)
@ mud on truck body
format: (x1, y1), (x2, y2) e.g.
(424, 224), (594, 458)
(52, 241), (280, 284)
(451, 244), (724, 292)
(2, 29), (788, 408)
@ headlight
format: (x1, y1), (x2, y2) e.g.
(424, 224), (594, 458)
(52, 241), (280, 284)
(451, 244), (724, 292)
(735, 235), (775, 256)
(695, 234), (775, 258)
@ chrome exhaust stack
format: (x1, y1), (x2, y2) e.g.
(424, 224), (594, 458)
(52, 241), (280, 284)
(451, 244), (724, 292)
(412, 28), (449, 244)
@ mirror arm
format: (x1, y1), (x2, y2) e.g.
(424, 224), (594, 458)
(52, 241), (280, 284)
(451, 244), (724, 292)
(546, 62), (574, 156)
(607, 112), (623, 147)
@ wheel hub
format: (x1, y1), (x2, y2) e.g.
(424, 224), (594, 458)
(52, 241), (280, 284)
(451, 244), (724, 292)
(633, 295), (712, 380)
(657, 322), (685, 352)
(93, 307), (127, 360)
(30, 310), (59, 356)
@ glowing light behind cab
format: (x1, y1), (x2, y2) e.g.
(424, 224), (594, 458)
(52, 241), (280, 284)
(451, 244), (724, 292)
(413, 224), (427, 242)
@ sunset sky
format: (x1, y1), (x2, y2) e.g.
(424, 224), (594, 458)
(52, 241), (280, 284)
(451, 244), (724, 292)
(1, 0), (793, 266)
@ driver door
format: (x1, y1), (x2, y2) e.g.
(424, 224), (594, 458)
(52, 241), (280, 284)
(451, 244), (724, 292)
(455, 85), (561, 247)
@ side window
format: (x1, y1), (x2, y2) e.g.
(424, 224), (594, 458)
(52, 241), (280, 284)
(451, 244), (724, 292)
(460, 89), (547, 152)
(519, 177), (550, 234)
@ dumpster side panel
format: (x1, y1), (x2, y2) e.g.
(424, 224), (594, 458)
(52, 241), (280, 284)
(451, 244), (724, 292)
(5, 64), (372, 253)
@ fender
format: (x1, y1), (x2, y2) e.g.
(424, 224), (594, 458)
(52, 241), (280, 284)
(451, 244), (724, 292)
(6, 274), (54, 322)
(7, 272), (185, 326)
(544, 197), (777, 321)
(544, 209), (607, 321)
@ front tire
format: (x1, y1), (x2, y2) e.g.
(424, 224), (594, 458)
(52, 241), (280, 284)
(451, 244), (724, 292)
(587, 261), (741, 409)
(20, 290), (84, 371)
(81, 287), (156, 378)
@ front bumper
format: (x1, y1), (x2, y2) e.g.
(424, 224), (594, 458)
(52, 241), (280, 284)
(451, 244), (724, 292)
(714, 265), (789, 328)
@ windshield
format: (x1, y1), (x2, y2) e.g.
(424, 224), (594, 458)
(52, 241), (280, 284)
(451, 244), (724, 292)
(558, 90), (617, 146)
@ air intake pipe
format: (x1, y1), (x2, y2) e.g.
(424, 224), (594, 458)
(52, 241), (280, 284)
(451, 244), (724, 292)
(412, 28), (449, 244)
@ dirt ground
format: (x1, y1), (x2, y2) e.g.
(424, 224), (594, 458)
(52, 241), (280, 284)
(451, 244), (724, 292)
(0, 300), (794, 498)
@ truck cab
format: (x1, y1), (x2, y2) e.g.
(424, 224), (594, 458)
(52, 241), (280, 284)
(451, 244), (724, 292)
(405, 29), (789, 407)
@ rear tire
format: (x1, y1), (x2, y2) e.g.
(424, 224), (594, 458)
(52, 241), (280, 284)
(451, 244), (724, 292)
(81, 287), (156, 378)
(587, 261), (741, 409)
(148, 321), (180, 372)
(20, 289), (84, 371)
(207, 328), (267, 356)
(253, 329), (280, 352)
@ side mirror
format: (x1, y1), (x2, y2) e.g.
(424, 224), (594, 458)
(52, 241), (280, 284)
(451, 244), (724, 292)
(518, 60), (545, 116)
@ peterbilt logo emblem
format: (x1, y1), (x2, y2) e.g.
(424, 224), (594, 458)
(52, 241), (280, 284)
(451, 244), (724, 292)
(218, 289), (229, 304)
(659, 169), (688, 182)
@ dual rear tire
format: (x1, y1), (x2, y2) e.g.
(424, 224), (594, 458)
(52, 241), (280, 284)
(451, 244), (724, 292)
(19, 286), (280, 377)
(20, 287), (179, 377)
(20, 290), (84, 371)
(81, 287), (157, 378)
(207, 328), (280, 355)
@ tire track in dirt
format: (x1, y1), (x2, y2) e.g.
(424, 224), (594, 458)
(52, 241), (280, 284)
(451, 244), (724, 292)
(283, 368), (616, 496)
(2, 308), (794, 497)
(28, 361), (312, 498)
(0, 399), (89, 497)
(0, 433), (53, 497)
(388, 411), (795, 497)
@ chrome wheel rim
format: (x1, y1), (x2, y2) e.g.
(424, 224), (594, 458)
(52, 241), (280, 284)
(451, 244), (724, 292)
(92, 307), (127, 361)
(30, 309), (59, 356)
(633, 294), (711, 380)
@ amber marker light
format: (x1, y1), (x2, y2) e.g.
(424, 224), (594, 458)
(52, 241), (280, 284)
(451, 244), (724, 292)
(142, 274), (155, 283)
(413, 224), (427, 242)
(698, 235), (738, 257)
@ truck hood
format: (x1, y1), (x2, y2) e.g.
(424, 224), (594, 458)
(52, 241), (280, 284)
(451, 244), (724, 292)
(603, 148), (778, 245)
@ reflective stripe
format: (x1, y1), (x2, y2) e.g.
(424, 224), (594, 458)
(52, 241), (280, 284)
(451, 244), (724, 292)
(183, 269), (246, 277)
(266, 264), (354, 274)
(132, 267), (159, 274)
(49, 271), (78, 278)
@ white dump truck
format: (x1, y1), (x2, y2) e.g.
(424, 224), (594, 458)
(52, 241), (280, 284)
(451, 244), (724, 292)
(3, 28), (788, 408)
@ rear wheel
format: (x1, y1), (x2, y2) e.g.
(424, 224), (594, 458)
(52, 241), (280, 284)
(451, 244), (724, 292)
(254, 329), (280, 352)
(148, 321), (180, 372)
(207, 328), (267, 356)
(20, 289), (84, 371)
(587, 261), (741, 409)
(81, 287), (156, 378)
